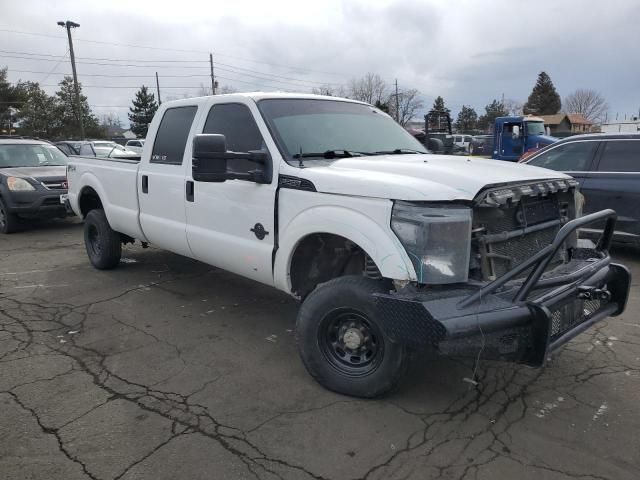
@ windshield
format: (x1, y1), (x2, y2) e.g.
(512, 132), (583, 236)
(258, 99), (427, 161)
(525, 121), (545, 136)
(0, 144), (68, 167)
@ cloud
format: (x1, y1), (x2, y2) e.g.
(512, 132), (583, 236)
(1, 0), (638, 126)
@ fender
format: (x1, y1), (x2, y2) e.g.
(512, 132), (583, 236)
(273, 190), (416, 293)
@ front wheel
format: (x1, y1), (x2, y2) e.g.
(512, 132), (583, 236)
(84, 209), (122, 270)
(0, 197), (19, 234)
(296, 276), (407, 398)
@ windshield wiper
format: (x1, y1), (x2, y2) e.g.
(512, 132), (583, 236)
(373, 149), (425, 155)
(292, 150), (369, 160)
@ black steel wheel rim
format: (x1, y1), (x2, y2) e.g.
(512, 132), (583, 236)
(87, 224), (101, 255)
(318, 307), (384, 377)
(0, 204), (5, 228)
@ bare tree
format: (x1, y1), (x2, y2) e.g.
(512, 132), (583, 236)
(100, 112), (122, 128)
(218, 84), (238, 94)
(388, 89), (424, 127)
(503, 98), (523, 116)
(347, 73), (388, 105)
(312, 84), (336, 96)
(564, 89), (609, 123)
(311, 83), (348, 97)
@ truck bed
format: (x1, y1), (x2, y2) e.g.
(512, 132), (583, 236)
(67, 156), (146, 240)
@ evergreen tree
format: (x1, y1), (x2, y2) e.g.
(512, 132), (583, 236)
(0, 67), (23, 132)
(523, 71), (561, 115)
(478, 99), (508, 131)
(54, 76), (101, 138)
(455, 105), (478, 132)
(13, 81), (59, 138)
(431, 96), (451, 115)
(128, 86), (158, 138)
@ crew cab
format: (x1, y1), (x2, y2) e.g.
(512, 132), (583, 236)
(67, 93), (630, 398)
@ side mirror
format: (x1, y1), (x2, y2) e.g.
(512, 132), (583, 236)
(192, 134), (271, 184)
(192, 134), (229, 182)
(512, 125), (520, 139)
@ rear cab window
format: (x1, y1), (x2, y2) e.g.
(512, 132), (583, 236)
(151, 106), (198, 165)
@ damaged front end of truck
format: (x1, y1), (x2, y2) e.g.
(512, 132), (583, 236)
(377, 179), (631, 365)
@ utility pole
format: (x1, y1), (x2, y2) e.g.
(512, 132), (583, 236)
(209, 53), (216, 95)
(155, 72), (161, 105)
(57, 20), (84, 139)
(394, 79), (400, 123)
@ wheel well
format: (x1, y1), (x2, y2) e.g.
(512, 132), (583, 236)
(78, 187), (103, 218)
(290, 233), (382, 299)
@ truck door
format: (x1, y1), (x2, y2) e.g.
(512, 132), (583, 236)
(185, 101), (278, 286)
(499, 122), (522, 161)
(138, 105), (199, 257)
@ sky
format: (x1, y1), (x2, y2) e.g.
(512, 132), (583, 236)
(2, 0), (639, 127)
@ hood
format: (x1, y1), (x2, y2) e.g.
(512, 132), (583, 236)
(298, 154), (570, 201)
(528, 134), (558, 147)
(0, 166), (67, 180)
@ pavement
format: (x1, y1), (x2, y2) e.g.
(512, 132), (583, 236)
(1, 218), (639, 480)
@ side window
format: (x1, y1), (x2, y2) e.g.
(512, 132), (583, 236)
(57, 144), (71, 155)
(527, 141), (598, 172)
(597, 140), (640, 172)
(203, 103), (265, 173)
(151, 106), (197, 165)
(79, 144), (94, 156)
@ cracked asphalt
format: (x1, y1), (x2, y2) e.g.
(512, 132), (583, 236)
(1, 218), (639, 480)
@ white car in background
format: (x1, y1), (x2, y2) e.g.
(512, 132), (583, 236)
(452, 134), (472, 152)
(125, 139), (145, 154)
(91, 141), (139, 158)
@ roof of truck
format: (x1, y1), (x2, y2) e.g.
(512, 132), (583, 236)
(161, 92), (368, 107)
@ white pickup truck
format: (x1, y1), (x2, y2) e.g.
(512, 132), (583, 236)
(67, 93), (630, 397)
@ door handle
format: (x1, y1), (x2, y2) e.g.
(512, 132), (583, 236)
(141, 175), (149, 194)
(186, 180), (194, 202)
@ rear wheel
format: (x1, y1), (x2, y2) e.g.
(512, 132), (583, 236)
(84, 209), (122, 269)
(296, 276), (407, 398)
(0, 197), (19, 234)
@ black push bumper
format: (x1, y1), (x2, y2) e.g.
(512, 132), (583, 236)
(374, 210), (631, 366)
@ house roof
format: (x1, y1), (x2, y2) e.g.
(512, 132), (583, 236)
(537, 114), (566, 125)
(537, 113), (593, 126)
(566, 113), (592, 125)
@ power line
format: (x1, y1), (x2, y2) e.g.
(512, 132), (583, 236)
(1, 50), (344, 85)
(6, 64), (342, 90)
(40, 49), (68, 83)
(0, 28), (345, 76)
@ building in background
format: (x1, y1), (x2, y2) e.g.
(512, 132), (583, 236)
(538, 113), (593, 135)
(600, 117), (640, 133)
